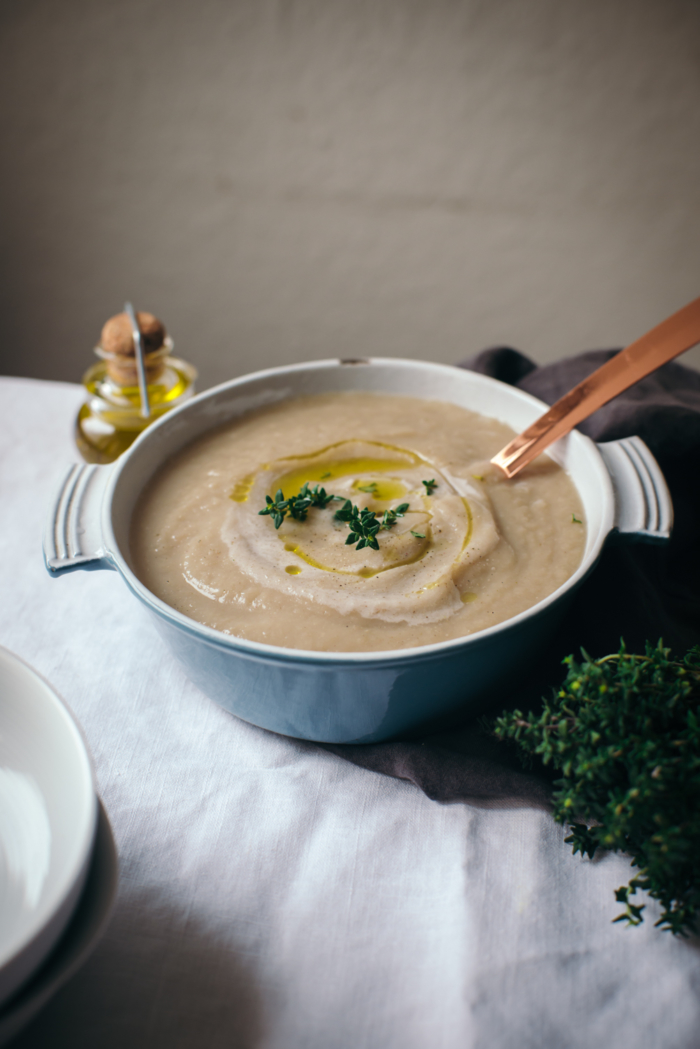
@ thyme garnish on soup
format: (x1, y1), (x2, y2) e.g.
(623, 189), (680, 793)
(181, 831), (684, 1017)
(259, 484), (413, 550)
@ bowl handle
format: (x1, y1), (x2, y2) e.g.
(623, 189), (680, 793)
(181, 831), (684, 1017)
(597, 436), (673, 544)
(43, 464), (116, 575)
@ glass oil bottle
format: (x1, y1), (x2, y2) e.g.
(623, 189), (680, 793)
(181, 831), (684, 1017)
(75, 311), (197, 464)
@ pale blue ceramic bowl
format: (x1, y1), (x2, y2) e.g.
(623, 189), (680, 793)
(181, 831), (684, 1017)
(44, 359), (672, 742)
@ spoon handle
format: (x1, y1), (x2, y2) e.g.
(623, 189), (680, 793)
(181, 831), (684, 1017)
(124, 301), (151, 420)
(491, 295), (700, 478)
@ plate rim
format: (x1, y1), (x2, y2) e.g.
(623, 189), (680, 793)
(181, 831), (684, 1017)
(0, 646), (98, 997)
(0, 799), (117, 1044)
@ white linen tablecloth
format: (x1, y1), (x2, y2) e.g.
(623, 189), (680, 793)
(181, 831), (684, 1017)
(2, 375), (700, 1049)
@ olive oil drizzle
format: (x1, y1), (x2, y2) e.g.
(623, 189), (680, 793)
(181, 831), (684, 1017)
(230, 473), (255, 503)
(270, 442), (424, 502)
(282, 536), (431, 579)
(230, 439), (474, 580)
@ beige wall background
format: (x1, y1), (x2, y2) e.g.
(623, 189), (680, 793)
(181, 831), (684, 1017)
(1, 0), (699, 391)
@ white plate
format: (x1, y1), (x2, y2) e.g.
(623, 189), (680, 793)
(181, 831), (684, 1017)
(0, 800), (117, 1046)
(0, 648), (97, 1007)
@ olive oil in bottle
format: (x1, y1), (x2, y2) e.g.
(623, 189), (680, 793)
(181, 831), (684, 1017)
(75, 309), (197, 464)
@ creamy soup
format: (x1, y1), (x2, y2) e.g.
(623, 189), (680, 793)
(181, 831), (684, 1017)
(130, 393), (586, 652)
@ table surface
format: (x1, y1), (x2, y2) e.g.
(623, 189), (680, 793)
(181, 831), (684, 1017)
(2, 375), (700, 1049)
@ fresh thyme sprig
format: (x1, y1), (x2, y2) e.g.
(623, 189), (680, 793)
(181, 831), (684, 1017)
(298, 482), (337, 510)
(491, 641), (700, 935)
(258, 482), (338, 528)
(259, 489), (289, 529)
(422, 478), (438, 494)
(334, 499), (411, 550)
(334, 501), (381, 550)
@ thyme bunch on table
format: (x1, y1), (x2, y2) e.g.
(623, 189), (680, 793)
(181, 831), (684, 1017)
(492, 642), (700, 935)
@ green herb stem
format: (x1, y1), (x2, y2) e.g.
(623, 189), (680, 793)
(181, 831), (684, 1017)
(491, 641), (700, 935)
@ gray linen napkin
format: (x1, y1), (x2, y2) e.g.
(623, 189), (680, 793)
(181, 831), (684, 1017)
(320, 348), (700, 804)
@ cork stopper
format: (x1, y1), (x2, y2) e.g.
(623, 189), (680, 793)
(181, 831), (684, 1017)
(99, 311), (168, 386)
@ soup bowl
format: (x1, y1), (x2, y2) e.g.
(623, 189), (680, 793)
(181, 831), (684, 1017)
(44, 358), (672, 743)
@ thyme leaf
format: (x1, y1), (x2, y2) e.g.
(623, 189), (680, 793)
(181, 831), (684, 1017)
(379, 503), (409, 530)
(422, 478), (438, 494)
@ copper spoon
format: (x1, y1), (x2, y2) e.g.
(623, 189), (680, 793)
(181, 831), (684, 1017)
(491, 295), (700, 479)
